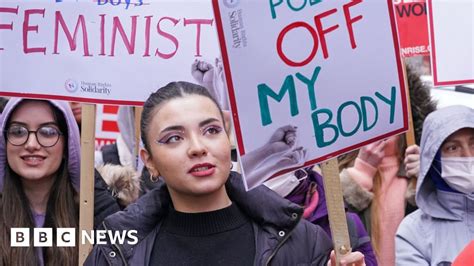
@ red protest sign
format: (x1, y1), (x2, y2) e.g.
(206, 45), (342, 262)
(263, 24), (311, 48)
(394, 0), (430, 57)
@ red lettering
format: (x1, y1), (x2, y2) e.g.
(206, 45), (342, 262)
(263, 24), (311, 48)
(143, 15), (152, 57)
(0, 6), (19, 51)
(54, 11), (91, 56)
(156, 16), (179, 59)
(110, 15), (138, 56)
(0, 6), (18, 30)
(183, 18), (213, 57)
(99, 14), (106, 56)
(343, 0), (363, 50)
(23, 9), (46, 54)
(314, 8), (339, 59)
(277, 21), (318, 67)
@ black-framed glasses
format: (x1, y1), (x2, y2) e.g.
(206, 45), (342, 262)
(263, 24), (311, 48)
(5, 125), (63, 148)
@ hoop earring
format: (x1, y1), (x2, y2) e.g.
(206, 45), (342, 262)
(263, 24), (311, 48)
(150, 174), (160, 183)
(230, 163), (233, 170)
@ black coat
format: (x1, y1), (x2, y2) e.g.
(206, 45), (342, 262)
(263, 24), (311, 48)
(85, 171), (333, 265)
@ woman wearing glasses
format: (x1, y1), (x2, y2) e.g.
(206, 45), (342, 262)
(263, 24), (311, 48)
(0, 98), (81, 266)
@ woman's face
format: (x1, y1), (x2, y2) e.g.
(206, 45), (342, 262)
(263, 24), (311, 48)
(6, 101), (65, 183)
(440, 127), (474, 157)
(141, 94), (231, 199)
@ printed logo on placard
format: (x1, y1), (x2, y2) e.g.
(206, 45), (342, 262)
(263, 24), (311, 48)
(228, 9), (247, 48)
(223, 0), (240, 8)
(65, 79), (79, 93)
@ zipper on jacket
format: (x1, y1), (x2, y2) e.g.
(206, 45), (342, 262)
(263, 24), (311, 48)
(102, 221), (128, 266)
(264, 215), (301, 266)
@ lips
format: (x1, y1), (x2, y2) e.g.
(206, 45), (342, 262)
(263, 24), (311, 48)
(21, 155), (46, 166)
(188, 163), (216, 177)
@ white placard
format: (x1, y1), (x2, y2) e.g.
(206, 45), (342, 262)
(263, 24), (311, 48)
(427, 0), (474, 86)
(214, 0), (408, 189)
(0, 0), (220, 105)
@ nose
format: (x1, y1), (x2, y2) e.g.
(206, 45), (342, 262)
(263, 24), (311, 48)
(187, 134), (207, 158)
(24, 132), (41, 150)
(463, 148), (474, 158)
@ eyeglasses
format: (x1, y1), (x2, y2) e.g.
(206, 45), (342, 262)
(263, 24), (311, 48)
(5, 125), (63, 148)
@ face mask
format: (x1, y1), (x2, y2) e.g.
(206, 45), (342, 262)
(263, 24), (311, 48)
(440, 157), (474, 195)
(264, 171), (307, 197)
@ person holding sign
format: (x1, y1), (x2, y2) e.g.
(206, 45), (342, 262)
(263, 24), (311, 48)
(337, 66), (437, 265)
(396, 105), (474, 265)
(0, 98), (81, 266)
(85, 81), (366, 265)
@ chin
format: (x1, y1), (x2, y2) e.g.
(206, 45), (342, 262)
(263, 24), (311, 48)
(17, 171), (51, 181)
(190, 181), (227, 196)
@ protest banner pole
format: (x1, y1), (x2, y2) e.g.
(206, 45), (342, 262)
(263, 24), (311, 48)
(78, 104), (97, 266)
(134, 107), (143, 160)
(320, 158), (351, 266)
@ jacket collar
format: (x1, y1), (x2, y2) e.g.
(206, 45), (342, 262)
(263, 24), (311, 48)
(422, 189), (474, 220)
(103, 171), (303, 259)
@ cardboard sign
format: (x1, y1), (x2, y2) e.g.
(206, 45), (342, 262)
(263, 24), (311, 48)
(394, 0), (430, 57)
(0, 0), (220, 105)
(427, 0), (474, 86)
(213, 0), (408, 190)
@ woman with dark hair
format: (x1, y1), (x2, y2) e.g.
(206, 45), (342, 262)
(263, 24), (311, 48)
(85, 81), (365, 265)
(0, 98), (81, 266)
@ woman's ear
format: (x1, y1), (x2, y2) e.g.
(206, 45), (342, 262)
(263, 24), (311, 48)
(223, 110), (231, 134)
(140, 148), (159, 177)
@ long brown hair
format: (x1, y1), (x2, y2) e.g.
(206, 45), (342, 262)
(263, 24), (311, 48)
(0, 101), (78, 266)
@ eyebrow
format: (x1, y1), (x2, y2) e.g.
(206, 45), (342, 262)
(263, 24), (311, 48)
(159, 117), (221, 134)
(9, 121), (58, 127)
(199, 118), (221, 127)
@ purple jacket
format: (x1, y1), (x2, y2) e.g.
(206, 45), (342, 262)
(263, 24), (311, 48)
(286, 169), (378, 266)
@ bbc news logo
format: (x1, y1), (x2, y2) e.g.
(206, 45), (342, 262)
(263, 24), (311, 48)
(10, 228), (138, 247)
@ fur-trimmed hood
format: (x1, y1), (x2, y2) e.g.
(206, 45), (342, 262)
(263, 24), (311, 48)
(96, 164), (141, 207)
(406, 65), (437, 145)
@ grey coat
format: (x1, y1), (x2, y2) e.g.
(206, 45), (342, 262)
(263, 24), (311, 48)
(85, 171), (333, 265)
(395, 105), (474, 265)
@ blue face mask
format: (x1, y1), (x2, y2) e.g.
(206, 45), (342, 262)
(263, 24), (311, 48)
(439, 157), (474, 195)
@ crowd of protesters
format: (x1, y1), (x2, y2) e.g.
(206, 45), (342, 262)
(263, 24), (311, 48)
(0, 57), (473, 266)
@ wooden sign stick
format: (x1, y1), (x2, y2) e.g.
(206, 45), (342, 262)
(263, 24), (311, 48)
(78, 104), (96, 266)
(321, 158), (351, 266)
(134, 107), (143, 161)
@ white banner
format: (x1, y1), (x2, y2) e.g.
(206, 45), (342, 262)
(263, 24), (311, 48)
(0, 0), (221, 105)
(427, 0), (474, 86)
(214, 0), (408, 189)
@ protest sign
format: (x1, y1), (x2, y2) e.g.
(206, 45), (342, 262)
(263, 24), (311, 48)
(394, 0), (430, 57)
(427, 0), (474, 86)
(95, 104), (120, 150)
(213, 0), (408, 190)
(0, 0), (220, 104)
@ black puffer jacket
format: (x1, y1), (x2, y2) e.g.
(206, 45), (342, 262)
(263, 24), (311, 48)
(85, 171), (333, 265)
